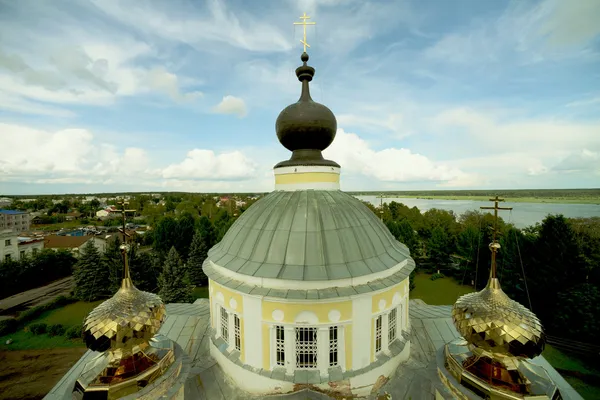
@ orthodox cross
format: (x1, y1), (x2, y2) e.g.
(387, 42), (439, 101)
(116, 198), (136, 280)
(480, 195), (512, 279)
(293, 13), (316, 53)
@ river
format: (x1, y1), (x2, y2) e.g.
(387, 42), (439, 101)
(356, 196), (600, 229)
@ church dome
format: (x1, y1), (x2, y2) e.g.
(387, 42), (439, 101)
(206, 190), (411, 281)
(83, 278), (166, 352)
(452, 277), (545, 359)
(274, 52), (339, 168)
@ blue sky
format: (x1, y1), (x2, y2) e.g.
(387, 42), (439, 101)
(0, 0), (599, 195)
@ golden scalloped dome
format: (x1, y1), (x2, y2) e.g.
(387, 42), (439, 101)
(452, 277), (545, 359)
(82, 278), (166, 352)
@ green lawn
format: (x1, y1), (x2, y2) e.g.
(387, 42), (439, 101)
(410, 273), (474, 305)
(192, 286), (209, 300)
(0, 329), (84, 350)
(543, 344), (600, 400)
(38, 300), (103, 326)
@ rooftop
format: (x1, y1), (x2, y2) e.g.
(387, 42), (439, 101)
(0, 209), (27, 215)
(46, 299), (583, 400)
(206, 190), (412, 282)
(43, 235), (94, 249)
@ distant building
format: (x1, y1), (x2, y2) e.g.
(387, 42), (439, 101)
(0, 229), (19, 262)
(0, 209), (31, 233)
(0, 197), (12, 208)
(43, 234), (104, 257)
(17, 237), (44, 259)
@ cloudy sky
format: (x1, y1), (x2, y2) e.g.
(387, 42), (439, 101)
(0, 0), (599, 195)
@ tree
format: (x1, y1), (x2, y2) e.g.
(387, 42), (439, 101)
(175, 212), (196, 260)
(386, 220), (419, 256)
(187, 231), (210, 286)
(129, 248), (161, 292)
(552, 283), (600, 343)
(73, 241), (108, 301)
(153, 216), (178, 255)
(104, 237), (123, 293)
(427, 226), (453, 266)
(90, 198), (100, 210)
(158, 247), (194, 303)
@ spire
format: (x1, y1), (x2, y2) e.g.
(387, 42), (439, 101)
(274, 14), (339, 169)
(480, 195), (512, 281)
(117, 198), (136, 284)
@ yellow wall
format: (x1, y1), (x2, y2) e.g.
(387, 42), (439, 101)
(262, 323), (271, 370)
(371, 279), (407, 313)
(275, 172), (340, 184)
(210, 279), (246, 362)
(344, 324), (352, 370)
(262, 299), (352, 323)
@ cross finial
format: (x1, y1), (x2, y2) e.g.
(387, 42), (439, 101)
(293, 13), (316, 53)
(480, 196), (513, 280)
(116, 198), (136, 281)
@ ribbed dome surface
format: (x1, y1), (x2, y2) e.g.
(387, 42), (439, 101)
(206, 191), (411, 281)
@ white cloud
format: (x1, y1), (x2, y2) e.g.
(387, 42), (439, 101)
(324, 129), (481, 186)
(0, 123), (261, 188)
(212, 95), (248, 118)
(162, 149), (257, 180)
(90, 0), (292, 53)
(552, 149), (600, 174)
(424, 0), (600, 66)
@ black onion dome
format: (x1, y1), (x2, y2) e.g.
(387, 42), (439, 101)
(275, 52), (339, 168)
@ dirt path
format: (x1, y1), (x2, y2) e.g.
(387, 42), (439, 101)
(0, 277), (74, 316)
(0, 347), (86, 400)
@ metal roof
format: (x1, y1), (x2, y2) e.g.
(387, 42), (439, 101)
(0, 209), (26, 215)
(206, 190), (411, 281)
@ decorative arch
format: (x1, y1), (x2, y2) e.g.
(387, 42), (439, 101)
(294, 310), (319, 324)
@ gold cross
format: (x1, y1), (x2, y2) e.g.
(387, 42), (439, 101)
(293, 13), (316, 53)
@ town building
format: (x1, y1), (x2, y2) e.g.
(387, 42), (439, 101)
(0, 209), (31, 233)
(43, 234), (106, 256)
(0, 229), (19, 262)
(17, 236), (44, 258)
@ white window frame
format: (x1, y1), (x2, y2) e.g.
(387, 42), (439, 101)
(375, 315), (383, 354)
(389, 307), (398, 344)
(234, 314), (241, 351)
(295, 326), (318, 369)
(275, 325), (285, 366)
(328, 326), (339, 367)
(220, 306), (229, 344)
(270, 323), (346, 373)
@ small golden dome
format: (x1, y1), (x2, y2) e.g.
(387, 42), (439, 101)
(452, 277), (545, 359)
(83, 278), (166, 352)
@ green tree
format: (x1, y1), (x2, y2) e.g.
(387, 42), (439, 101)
(552, 283), (600, 343)
(129, 248), (161, 292)
(427, 226), (453, 266)
(90, 198), (100, 210)
(104, 237), (123, 293)
(153, 216), (178, 255)
(73, 241), (108, 301)
(176, 212), (196, 260)
(386, 220), (419, 256)
(158, 247), (194, 303)
(187, 231), (210, 286)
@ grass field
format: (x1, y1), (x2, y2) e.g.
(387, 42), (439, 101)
(0, 300), (100, 351)
(409, 273), (475, 305)
(543, 344), (600, 400)
(32, 220), (97, 231)
(38, 300), (103, 326)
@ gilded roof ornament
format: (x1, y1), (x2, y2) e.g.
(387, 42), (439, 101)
(74, 199), (174, 398)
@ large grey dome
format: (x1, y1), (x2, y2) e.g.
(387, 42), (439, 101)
(205, 191), (412, 281)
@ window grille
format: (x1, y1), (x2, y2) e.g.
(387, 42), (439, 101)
(275, 326), (285, 366)
(375, 315), (382, 353)
(389, 308), (397, 343)
(234, 314), (241, 351)
(220, 306), (229, 343)
(329, 326), (339, 367)
(295, 327), (318, 369)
